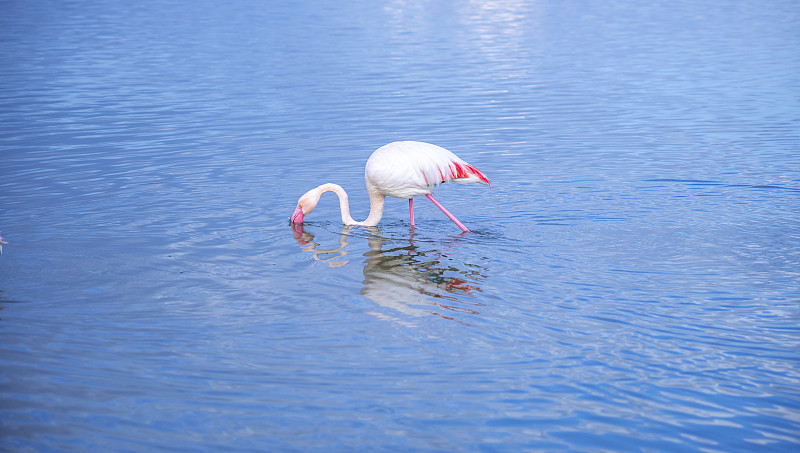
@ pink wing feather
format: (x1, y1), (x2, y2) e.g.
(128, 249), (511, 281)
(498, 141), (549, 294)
(365, 141), (490, 199)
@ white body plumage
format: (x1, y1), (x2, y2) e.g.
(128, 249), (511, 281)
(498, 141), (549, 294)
(365, 141), (489, 199)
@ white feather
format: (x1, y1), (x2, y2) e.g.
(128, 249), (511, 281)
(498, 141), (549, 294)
(365, 141), (487, 199)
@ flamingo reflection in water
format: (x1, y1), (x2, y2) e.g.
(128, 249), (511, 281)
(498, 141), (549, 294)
(290, 223), (487, 322)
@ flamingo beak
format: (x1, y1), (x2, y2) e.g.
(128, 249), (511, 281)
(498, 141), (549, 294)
(290, 204), (305, 223)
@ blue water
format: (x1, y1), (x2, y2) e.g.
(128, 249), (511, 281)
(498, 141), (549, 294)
(2, 0), (799, 451)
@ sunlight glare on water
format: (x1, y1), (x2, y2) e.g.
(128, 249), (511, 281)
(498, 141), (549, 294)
(1, 0), (799, 451)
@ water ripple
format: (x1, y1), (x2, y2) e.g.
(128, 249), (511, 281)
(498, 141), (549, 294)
(2, 0), (799, 451)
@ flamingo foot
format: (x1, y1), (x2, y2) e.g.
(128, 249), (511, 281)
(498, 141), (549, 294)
(425, 194), (470, 233)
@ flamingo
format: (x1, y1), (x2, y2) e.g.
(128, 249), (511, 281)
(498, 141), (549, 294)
(290, 141), (490, 232)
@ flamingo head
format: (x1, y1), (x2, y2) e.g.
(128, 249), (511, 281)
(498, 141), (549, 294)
(290, 188), (321, 223)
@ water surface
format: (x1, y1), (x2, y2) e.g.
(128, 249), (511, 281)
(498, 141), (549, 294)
(1, 0), (799, 451)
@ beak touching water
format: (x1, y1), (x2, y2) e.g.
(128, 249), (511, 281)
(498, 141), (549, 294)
(290, 204), (305, 223)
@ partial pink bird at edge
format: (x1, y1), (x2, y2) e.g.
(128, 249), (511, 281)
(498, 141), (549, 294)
(290, 141), (490, 232)
(0, 232), (8, 255)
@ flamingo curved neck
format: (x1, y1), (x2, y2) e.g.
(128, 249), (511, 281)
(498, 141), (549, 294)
(315, 183), (385, 226)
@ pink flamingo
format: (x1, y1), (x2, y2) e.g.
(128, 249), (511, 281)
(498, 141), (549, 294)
(290, 141), (490, 232)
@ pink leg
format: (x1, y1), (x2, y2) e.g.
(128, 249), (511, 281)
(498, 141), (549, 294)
(409, 199), (415, 227)
(425, 194), (470, 233)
